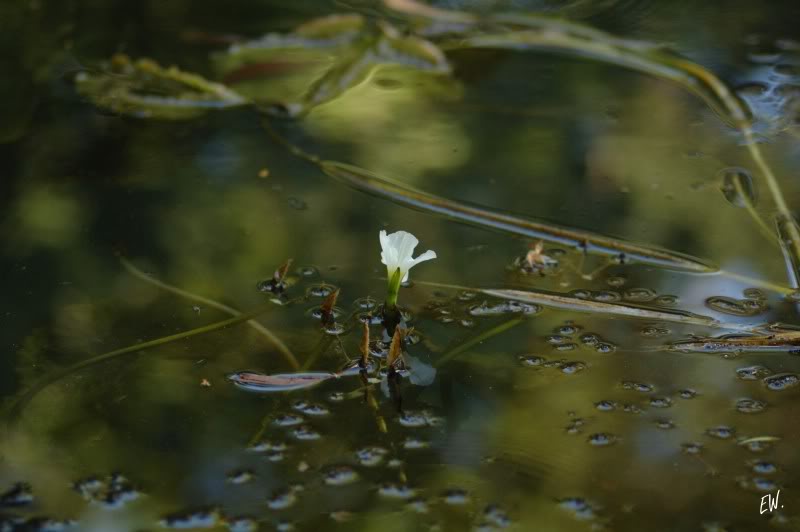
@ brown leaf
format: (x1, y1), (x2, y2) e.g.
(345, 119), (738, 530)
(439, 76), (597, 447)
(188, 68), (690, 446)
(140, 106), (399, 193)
(320, 288), (340, 325)
(387, 326), (405, 368)
(360, 320), (370, 368)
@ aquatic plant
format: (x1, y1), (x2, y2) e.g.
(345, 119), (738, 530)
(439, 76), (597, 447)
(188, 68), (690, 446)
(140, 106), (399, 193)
(379, 229), (437, 310)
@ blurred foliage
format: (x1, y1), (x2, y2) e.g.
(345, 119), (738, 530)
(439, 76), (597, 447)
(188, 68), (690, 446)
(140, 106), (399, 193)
(2, 1), (800, 531)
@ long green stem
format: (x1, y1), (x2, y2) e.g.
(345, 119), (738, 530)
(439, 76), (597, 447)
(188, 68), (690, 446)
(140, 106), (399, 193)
(5, 304), (275, 426)
(435, 318), (525, 367)
(121, 257), (299, 369)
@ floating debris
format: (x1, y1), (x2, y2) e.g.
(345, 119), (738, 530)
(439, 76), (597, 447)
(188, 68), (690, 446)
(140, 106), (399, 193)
(736, 398), (767, 414)
(292, 401), (330, 416)
(736, 365), (773, 380)
(398, 410), (442, 428)
(228, 371), (334, 393)
(622, 381), (654, 393)
(706, 426), (736, 439)
(291, 425), (322, 441)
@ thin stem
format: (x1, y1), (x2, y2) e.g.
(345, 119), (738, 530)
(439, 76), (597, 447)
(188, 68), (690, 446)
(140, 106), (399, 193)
(121, 257), (299, 369)
(435, 318), (525, 367)
(6, 303), (276, 425)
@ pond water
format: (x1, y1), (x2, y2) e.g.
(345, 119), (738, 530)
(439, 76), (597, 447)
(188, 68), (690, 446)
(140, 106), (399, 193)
(3, 1), (800, 530)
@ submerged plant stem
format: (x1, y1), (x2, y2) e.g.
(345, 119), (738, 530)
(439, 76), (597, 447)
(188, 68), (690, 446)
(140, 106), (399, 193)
(6, 303), (276, 426)
(121, 257), (299, 369)
(435, 318), (525, 367)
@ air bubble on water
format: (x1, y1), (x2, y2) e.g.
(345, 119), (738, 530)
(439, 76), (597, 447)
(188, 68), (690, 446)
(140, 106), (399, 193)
(624, 288), (657, 302)
(297, 266), (318, 277)
(307, 284), (336, 297)
(681, 442), (703, 455)
(227, 516), (258, 532)
(606, 276), (626, 287)
(379, 483), (417, 499)
(705, 296), (767, 316)
(557, 497), (599, 521)
(291, 425), (321, 441)
(565, 418), (586, 435)
(160, 507), (223, 529)
(592, 291), (621, 302)
(308, 306), (344, 321)
(248, 440), (287, 453)
(292, 401), (330, 417)
(398, 410), (441, 428)
(323, 322), (347, 336)
(587, 433), (617, 446)
(679, 389), (698, 399)
(595, 342), (616, 354)
(460, 318), (476, 328)
(554, 343), (578, 352)
(323, 466), (359, 486)
(743, 288), (766, 300)
(403, 437), (430, 450)
(622, 381), (654, 393)
(736, 365), (772, 380)
(1, 482), (33, 507)
(655, 295), (678, 306)
(741, 439), (773, 453)
(276, 520), (296, 531)
(736, 398), (767, 414)
(622, 403), (644, 414)
(354, 296), (377, 310)
(749, 460), (778, 474)
(579, 333), (600, 346)
(273, 413), (305, 427)
(641, 326), (670, 337)
(328, 392), (345, 403)
(655, 419), (675, 430)
(267, 488), (298, 510)
(226, 470), (254, 485)
(649, 397), (672, 408)
(546, 335), (567, 345)
(355, 446), (389, 467)
(557, 324), (580, 336)
(706, 426), (736, 439)
(72, 473), (141, 509)
(763, 373), (800, 391)
(468, 301), (540, 316)
(407, 497), (429, 513)
(737, 476), (779, 492)
(442, 488), (470, 505)
(595, 400), (616, 412)
(560, 361), (586, 374)
(483, 504), (512, 528)
(458, 291), (478, 301)
(519, 355), (546, 367)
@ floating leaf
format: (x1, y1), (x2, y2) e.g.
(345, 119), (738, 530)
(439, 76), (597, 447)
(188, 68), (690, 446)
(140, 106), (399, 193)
(227, 371), (334, 392)
(75, 55), (247, 119)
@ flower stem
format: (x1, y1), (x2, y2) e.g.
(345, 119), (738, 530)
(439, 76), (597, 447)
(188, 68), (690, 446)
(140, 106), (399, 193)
(385, 267), (403, 308)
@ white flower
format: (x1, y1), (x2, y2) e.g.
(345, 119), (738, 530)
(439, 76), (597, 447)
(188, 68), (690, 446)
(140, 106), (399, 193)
(379, 230), (437, 282)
